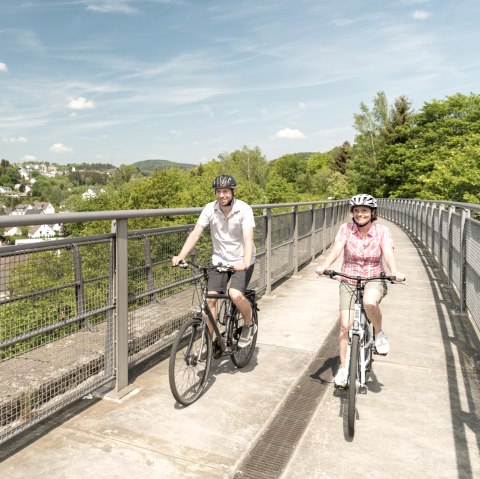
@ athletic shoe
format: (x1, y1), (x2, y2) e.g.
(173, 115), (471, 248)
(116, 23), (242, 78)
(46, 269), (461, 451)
(238, 323), (257, 348)
(375, 331), (390, 355)
(334, 367), (348, 388)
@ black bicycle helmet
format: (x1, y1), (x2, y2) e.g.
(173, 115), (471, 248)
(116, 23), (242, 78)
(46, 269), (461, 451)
(212, 174), (237, 189)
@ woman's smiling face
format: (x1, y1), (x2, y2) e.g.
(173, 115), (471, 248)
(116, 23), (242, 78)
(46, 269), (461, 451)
(352, 206), (372, 226)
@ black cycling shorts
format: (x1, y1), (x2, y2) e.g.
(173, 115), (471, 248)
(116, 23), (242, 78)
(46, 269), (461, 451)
(207, 264), (254, 293)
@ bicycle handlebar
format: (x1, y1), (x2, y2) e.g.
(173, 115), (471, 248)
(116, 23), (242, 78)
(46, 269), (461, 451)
(175, 260), (236, 273)
(323, 270), (405, 283)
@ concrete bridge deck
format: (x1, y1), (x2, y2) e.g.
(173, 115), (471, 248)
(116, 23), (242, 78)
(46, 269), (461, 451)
(1, 220), (479, 478)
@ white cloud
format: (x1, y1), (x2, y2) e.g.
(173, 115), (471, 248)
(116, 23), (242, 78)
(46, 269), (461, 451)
(0, 62), (7, 72)
(412, 10), (431, 20)
(86, 1), (138, 14)
(23, 155), (37, 162)
(50, 143), (73, 153)
(298, 102), (306, 109)
(67, 97), (95, 110)
(169, 129), (182, 138)
(275, 128), (306, 139)
(2, 136), (28, 143)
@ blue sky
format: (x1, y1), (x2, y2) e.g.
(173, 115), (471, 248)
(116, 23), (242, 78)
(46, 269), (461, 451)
(1, 0), (479, 167)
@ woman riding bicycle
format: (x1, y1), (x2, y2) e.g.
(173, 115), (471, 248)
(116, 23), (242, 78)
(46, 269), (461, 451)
(315, 194), (405, 388)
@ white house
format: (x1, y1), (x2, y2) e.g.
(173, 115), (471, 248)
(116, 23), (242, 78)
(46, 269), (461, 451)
(82, 188), (104, 199)
(10, 204), (32, 215)
(4, 226), (22, 237)
(0, 186), (14, 195)
(33, 202), (55, 214)
(28, 224), (56, 239)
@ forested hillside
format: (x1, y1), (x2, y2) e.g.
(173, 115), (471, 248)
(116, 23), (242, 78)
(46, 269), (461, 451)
(3, 91), (478, 237)
(131, 159), (195, 174)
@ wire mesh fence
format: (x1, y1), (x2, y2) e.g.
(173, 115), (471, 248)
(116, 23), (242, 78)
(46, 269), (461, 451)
(380, 199), (480, 332)
(0, 201), (347, 444)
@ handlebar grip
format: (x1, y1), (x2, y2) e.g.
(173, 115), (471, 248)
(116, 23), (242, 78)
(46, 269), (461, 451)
(323, 270), (335, 277)
(173, 259), (188, 268)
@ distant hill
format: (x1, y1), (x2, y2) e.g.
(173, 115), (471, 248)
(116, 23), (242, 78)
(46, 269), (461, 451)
(131, 159), (196, 174)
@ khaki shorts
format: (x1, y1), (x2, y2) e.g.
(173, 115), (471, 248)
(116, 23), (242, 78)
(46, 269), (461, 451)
(339, 281), (387, 311)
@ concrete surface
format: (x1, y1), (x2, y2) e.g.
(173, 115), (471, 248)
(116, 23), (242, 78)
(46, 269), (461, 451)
(1, 220), (479, 479)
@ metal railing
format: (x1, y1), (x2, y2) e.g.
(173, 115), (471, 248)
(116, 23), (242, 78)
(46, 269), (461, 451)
(2, 197), (479, 445)
(0, 200), (349, 444)
(379, 199), (480, 331)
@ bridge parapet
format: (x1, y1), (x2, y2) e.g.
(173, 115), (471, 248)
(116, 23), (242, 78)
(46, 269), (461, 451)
(0, 200), (349, 444)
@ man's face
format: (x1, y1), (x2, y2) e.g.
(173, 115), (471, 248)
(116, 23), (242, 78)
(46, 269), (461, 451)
(215, 187), (234, 206)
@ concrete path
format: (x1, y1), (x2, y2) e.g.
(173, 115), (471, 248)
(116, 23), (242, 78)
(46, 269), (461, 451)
(1, 220), (479, 479)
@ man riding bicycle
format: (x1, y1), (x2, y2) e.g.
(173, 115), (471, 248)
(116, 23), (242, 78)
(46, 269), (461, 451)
(172, 174), (256, 348)
(315, 194), (405, 387)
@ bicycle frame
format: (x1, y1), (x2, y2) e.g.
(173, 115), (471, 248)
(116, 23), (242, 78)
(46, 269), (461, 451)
(325, 270), (397, 389)
(169, 260), (259, 406)
(345, 284), (374, 389)
(181, 261), (244, 356)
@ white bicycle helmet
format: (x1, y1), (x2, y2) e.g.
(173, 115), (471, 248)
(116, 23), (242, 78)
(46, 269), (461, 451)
(349, 194), (377, 209)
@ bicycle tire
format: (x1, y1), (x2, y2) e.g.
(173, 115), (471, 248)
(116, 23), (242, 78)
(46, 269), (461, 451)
(348, 334), (360, 437)
(169, 317), (212, 406)
(230, 302), (258, 368)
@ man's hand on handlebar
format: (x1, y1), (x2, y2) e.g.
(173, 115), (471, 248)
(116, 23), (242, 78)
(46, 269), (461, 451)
(172, 256), (185, 267)
(234, 261), (248, 272)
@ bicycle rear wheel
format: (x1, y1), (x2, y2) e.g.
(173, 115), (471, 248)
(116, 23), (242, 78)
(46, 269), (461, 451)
(348, 334), (360, 437)
(169, 317), (212, 406)
(230, 303), (258, 368)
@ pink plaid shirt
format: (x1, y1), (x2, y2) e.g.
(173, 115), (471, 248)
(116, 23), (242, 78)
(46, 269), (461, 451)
(335, 222), (394, 283)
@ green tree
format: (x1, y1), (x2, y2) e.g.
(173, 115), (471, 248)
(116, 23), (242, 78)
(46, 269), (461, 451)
(217, 146), (269, 187)
(382, 93), (480, 198)
(108, 164), (140, 188)
(330, 141), (351, 175)
(264, 172), (297, 203)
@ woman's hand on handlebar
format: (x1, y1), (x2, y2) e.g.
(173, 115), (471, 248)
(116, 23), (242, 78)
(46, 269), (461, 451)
(393, 271), (406, 282)
(315, 264), (328, 277)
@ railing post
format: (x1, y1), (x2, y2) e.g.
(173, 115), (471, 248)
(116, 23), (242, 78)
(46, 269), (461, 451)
(447, 206), (455, 288)
(265, 208), (272, 295)
(438, 204), (446, 270)
(310, 204), (315, 261)
(428, 203), (434, 253)
(112, 218), (130, 395)
(293, 205), (299, 275)
(459, 209), (470, 313)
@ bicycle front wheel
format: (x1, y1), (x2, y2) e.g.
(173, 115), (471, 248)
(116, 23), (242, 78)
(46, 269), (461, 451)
(230, 304), (258, 368)
(169, 317), (212, 406)
(347, 334), (360, 437)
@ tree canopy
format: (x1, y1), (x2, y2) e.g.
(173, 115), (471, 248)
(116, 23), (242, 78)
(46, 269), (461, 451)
(7, 90), (477, 238)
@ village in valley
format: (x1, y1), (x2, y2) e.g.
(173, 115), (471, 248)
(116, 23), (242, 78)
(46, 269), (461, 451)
(0, 162), (106, 245)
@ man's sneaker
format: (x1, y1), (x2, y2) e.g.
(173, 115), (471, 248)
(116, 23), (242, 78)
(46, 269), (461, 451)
(375, 331), (390, 355)
(334, 367), (348, 388)
(238, 323), (257, 348)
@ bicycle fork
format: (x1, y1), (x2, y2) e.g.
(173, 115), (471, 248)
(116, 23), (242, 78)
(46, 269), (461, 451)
(345, 303), (373, 389)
